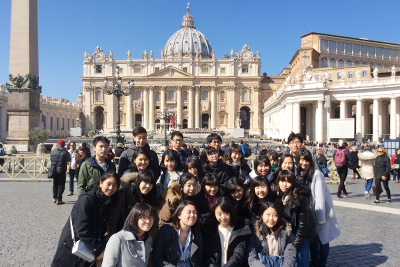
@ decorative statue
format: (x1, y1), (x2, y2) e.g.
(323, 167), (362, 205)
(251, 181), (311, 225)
(142, 50), (148, 59)
(356, 69), (361, 80)
(109, 50), (113, 59)
(256, 50), (260, 59)
(76, 116), (81, 128)
(235, 116), (241, 128)
(84, 51), (88, 58)
(340, 72), (345, 80)
(150, 49), (153, 58)
(295, 74), (301, 84)
(127, 50), (131, 59)
(211, 50), (215, 59)
(373, 67), (378, 78)
(391, 65), (396, 77)
(230, 49), (235, 59)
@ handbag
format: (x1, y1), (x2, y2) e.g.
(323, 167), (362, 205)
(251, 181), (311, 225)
(322, 164), (330, 175)
(69, 216), (95, 262)
(48, 152), (62, 179)
(372, 185), (383, 196)
(258, 252), (283, 267)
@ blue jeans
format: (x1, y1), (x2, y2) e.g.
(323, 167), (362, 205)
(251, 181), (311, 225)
(365, 179), (373, 193)
(296, 238), (310, 267)
(68, 169), (76, 193)
(393, 169), (399, 181)
(310, 235), (329, 267)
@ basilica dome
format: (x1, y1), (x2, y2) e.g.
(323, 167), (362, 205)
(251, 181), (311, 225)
(163, 7), (212, 58)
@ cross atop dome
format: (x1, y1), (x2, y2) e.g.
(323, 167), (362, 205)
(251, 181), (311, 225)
(182, 4), (195, 28)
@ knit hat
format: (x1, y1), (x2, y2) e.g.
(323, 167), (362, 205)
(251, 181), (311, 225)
(58, 140), (65, 147)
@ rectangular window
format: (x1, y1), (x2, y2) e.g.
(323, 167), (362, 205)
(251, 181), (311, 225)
(220, 67), (226, 74)
(376, 47), (382, 58)
(201, 67), (209, 73)
(382, 48), (389, 58)
(183, 67), (188, 72)
(362, 70), (368, 77)
(368, 46), (375, 57)
(95, 65), (102, 73)
(156, 106), (160, 109)
(390, 49), (397, 60)
(242, 64), (248, 73)
(183, 106), (187, 110)
(337, 72), (342, 79)
(329, 41), (336, 52)
(155, 67), (160, 72)
(361, 45), (368, 56)
(183, 93), (188, 101)
(337, 42), (344, 53)
(156, 93), (160, 101)
(348, 71), (354, 79)
(134, 67), (141, 73)
(345, 43), (352, 54)
(353, 44), (360, 55)
(321, 40), (328, 51)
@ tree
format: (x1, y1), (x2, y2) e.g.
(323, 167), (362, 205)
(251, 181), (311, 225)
(219, 130), (225, 138)
(29, 127), (50, 145)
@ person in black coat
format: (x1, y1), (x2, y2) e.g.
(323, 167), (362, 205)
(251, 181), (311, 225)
(202, 197), (252, 267)
(373, 147), (391, 203)
(153, 200), (203, 267)
(349, 146), (362, 179)
(52, 172), (120, 267)
(200, 146), (231, 186)
(332, 143), (351, 198)
(222, 144), (252, 188)
(50, 140), (71, 205)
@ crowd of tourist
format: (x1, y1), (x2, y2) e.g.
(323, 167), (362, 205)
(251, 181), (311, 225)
(49, 129), (346, 267)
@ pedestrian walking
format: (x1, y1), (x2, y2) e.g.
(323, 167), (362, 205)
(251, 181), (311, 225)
(358, 146), (376, 199)
(332, 142), (351, 199)
(66, 142), (78, 196)
(50, 140), (71, 205)
(373, 147), (391, 204)
(349, 146), (362, 179)
(390, 149), (400, 183)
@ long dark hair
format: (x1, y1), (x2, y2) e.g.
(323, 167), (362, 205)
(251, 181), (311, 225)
(275, 154), (294, 173)
(246, 176), (272, 211)
(133, 169), (158, 206)
(128, 147), (151, 172)
(179, 173), (197, 199)
(258, 202), (284, 238)
(201, 173), (220, 192)
(223, 144), (246, 166)
(184, 155), (205, 184)
(170, 200), (200, 230)
(200, 146), (219, 169)
(297, 148), (315, 183)
(93, 172), (120, 199)
(254, 155), (271, 176)
(160, 149), (183, 173)
(206, 197), (237, 227)
(275, 170), (301, 206)
(123, 203), (157, 234)
(224, 177), (244, 202)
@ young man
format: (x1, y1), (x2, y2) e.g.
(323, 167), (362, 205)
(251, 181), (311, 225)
(170, 131), (192, 166)
(117, 127), (159, 176)
(287, 132), (321, 174)
(77, 136), (116, 195)
(50, 140), (71, 205)
(66, 142), (77, 196)
(207, 133), (224, 157)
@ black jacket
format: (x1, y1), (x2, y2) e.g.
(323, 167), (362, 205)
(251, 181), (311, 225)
(316, 155), (328, 169)
(117, 142), (159, 176)
(152, 223), (203, 267)
(374, 154), (391, 180)
(51, 189), (113, 267)
(225, 162), (252, 188)
(50, 145), (71, 173)
(332, 147), (351, 167)
(348, 151), (360, 170)
(204, 159), (231, 185)
(193, 187), (224, 220)
(202, 218), (252, 267)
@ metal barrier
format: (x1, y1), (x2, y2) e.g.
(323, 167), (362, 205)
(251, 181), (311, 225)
(326, 157), (340, 184)
(0, 155), (51, 180)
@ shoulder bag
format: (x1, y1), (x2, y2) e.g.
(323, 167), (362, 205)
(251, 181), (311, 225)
(48, 151), (62, 178)
(69, 216), (95, 262)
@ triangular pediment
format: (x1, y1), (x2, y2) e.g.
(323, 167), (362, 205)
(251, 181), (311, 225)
(148, 66), (194, 78)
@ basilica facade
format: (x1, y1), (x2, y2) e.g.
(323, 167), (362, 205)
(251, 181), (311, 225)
(81, 7), (270, 136)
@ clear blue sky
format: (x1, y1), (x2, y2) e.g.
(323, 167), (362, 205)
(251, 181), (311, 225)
(1, 0), (399, 102)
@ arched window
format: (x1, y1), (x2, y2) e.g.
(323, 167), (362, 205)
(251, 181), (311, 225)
(338, 59), (344, 68)
(354, 61), (360, 66)
(96, 90), (102, 101)
(330, 58), (336, 67)
(242, 90), (249, 101)
(183, 91), (188, 101)
(346, 60), (352, 67)
(321, 57), (328, 68)
(377, 64), (383, 69)
(135, 91), (141, 100)
(168, 91), (174, 101)
(219, 91), (225, 101)
(202, 91), (208, 100)
(156, 92), (160, 101)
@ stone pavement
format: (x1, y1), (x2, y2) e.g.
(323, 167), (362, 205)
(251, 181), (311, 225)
(0, 173), (399, 266)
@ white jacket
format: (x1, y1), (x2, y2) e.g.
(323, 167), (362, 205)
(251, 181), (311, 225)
(358, 151), (376, 180)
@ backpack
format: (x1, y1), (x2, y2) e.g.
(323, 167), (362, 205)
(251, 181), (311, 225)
(244, 143), (252, 157)
(334, 148), (347, 166)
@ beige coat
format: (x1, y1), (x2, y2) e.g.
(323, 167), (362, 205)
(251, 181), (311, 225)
(358, 151), (377, 179)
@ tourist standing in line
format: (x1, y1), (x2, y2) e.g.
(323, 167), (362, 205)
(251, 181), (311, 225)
(390, 149), (400, 183)
(50, 140), (71, 205)
(373, 147), (391, 204)
(66, 142), (78, 196)
(358, 146), (376, 199)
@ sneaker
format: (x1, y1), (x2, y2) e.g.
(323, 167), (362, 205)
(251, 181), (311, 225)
(343, 193), (349, 198)
(337, 195), (343, 199)
(53, 198), (57, 203)
(56, 200), (65, 205)
(387, 199), (392, 203)
(364, 192), (368, 199)
(67, 192), (73, 196)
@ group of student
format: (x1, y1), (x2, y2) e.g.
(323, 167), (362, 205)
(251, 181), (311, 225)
(52, 129), (340, 267)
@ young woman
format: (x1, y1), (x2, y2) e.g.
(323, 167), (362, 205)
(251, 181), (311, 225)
(374, 146), (391, 204)
(200, 146), (231, 185)
(102, 203), (156, 267)
(159, 173), (198, 227)
(276, 170), (315, 267)
(349, 146), (361, 179)
(249, 155), (273, 186)
(74, 148), (86, 187)
(248, 202), (296, 267)
(224, 177), (249, 219)
(266, 150), (279, 173)
(193, 173), (224, 221)
(272, 154), (295, 191)
(157, 149), (183, 198)
(390, 148), (400, 183)
(120, 148), (151, 187)
(153, 200), (203, 267)
(316, 149), (328, 178)
(358, 146), (376, 199)
(52, 172), (120, 267)
(223, 144), (252, 187)
(108, 169), (158, 236)
(202, 197), (252, 267)
(296, 148), (340, 267)
(246, 176), (275, 221)
(184, 155), (205, 185)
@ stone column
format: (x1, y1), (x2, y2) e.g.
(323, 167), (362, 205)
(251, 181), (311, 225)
(315, 100), (324, 142)
(160, 86), (166, 126)
(378, 100), (383, 140)
(148, 86), (154, 130)
(126, 94), (133, 131)
(195, 86), (200, 128)
(373, 99), (379, 142)
(227, 86), (237, 129)
(356, 100), (363, 143)
(143, 87), (149, 129)
(176, 86), (182, 128)
(285, 102), (293, 138)
(210, 86), (217, 129)
(293, 102), (301, 133)
(188, 86), (194, 128)
(340, 100), (346, 119)
(390, 97), (397, 139)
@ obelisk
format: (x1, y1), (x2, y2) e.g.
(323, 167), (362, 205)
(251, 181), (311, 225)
(6, 0), (41, 147)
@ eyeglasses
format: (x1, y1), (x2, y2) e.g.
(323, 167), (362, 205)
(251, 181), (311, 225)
(172, 139), (183, 143)
(139, 216), (154, 222)
(289, 141), (301, 145)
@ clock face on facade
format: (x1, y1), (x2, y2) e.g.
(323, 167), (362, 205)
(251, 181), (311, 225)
(96, 54), (103, 60)
(243, 52), (250, 59)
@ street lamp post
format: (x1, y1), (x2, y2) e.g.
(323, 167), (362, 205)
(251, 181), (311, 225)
(103, 66), (133, 144)
(157, 107), (174, 147)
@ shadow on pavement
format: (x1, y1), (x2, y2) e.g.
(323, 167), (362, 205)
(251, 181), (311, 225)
(328, 243), (387, 266)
